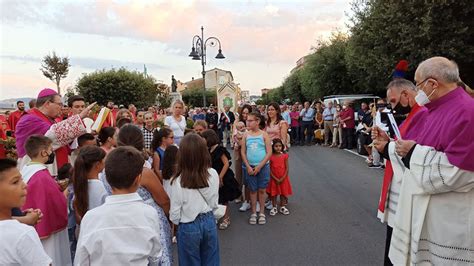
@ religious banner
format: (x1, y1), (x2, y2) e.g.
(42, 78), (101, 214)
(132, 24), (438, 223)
(217, 83), (239, 113)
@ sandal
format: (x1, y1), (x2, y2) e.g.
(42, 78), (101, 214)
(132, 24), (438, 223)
(269, 207), (278, 216)
(258, 213), (266, 225)
(219, 217), (230, 230)
(249, 213), (257, 225)
(279, 206), (290, 215)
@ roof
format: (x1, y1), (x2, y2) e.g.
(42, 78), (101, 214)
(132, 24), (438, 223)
(185, 78), (204, 89)
(206, 67), (234, 81)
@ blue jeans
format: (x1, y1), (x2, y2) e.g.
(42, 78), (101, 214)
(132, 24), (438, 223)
(178, 212), (220, 266)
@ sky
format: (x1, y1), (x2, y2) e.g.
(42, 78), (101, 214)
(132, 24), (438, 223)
(0, 0), (352, 100)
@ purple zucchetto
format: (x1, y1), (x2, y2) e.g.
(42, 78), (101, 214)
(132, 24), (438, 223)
(37, 88), (58, 99)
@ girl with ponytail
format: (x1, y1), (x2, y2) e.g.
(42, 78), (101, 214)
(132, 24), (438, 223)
(73, 145), (107, 222)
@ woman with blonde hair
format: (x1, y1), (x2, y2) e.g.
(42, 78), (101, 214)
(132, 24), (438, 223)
(164, 100), (186, 145)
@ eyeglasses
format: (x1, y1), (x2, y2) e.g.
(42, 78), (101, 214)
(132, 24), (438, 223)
(414, 77), (434, 89)
(50, 101), (63, 106)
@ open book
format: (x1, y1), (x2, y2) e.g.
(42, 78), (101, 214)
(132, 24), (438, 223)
(91, 107), (110, 132)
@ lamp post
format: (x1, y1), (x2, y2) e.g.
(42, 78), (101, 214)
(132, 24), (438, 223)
(189, 26), (225, 107)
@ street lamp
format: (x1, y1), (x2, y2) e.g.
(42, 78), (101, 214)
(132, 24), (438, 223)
(189, 26), (225, 107)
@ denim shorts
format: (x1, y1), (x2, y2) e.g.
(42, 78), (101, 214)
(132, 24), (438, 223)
(243, 163), (270, 192)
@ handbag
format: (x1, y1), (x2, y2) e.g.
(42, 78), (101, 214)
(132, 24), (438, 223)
(197, 189), (227, 220)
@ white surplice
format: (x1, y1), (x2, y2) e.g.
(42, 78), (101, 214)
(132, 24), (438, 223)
(388, 143), (474, 265)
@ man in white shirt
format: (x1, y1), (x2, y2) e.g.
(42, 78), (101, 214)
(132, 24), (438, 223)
(75, 147), (161, 265)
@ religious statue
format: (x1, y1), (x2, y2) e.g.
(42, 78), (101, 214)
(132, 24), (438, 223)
(171, 75), (177, 93)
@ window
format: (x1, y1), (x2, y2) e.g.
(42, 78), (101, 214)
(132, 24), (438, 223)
(219, 75), (226, 85)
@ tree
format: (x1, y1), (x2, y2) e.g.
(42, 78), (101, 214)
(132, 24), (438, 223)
(347, 0), (474, 94)
(76, 68), (162, 109)
(273, 1), (474, 99)
(40, 52), (70, 95)
(181, 88), (217, 107)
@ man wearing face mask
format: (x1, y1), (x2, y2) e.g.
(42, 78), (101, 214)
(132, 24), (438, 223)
(374, 57), (474, 265)
(8, 101), (26, 136)
(372, 78), (428, 265)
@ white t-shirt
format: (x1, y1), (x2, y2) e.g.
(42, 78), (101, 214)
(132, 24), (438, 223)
(88, 179), (108, 210)
(164, 115), (186, 138)
(169, 168), (219, 225)
(0, 219), (52, 266)
(75, 193), (162, 265)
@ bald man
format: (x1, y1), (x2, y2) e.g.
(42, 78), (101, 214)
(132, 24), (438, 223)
(378, 57), (474, 265)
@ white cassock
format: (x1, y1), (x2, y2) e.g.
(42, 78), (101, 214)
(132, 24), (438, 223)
(388, 143), (474, 265)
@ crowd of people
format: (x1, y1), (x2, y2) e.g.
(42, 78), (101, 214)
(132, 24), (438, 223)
(0, 56), (473, 265)
(0, 90), (295, 265)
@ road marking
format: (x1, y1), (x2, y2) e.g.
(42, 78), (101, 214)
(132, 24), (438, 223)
(343, 149), (369, 160)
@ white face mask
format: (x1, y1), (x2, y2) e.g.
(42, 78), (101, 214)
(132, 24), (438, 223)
(415, 81), (436, 106)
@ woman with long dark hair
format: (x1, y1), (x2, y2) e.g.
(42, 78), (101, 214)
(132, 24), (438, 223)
(266, 102), (288, 146)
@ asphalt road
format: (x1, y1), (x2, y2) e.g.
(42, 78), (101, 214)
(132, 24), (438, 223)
(174, 145), (387, 265)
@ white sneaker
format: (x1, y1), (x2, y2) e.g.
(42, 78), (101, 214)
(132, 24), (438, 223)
(265, 202), (273, 210)
(256, 202), (260, 212)
(239, 202), (250, 212)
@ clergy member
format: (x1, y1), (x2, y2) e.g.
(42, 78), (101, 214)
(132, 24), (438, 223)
(15, 88), (95, 176)
(8, 100), (26, 136)
(372, 78), (428, 266)
(387, 57), (474, 265)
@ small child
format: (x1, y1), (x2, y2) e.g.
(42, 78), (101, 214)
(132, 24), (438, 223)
(241, 112), (272, 225)
(0, 158), (52, 265)
(201, 129), (241, 230)
(267, 138), (293, 216)
(21, 135), (71, 265)
(70, 133), (96, 165)
(75, 146), (162, 265)
(151, 127), (174, 181)
(233, 121), (246, 150)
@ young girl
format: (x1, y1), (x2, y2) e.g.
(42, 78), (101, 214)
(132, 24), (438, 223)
(240, 112), (272, 225)
(151, 128), (174, 181)
(72, 146), (107, 222)
(97, 127), (117, 154)
(267, 138), (293, 216)
(169, 133), (220, 265)
(162, 145), (178, 196)
(201, 129), (241, 230)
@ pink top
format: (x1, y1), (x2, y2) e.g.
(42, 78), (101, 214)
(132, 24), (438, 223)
(289, 111), (300, 127)
(265, 120), (288, 140)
